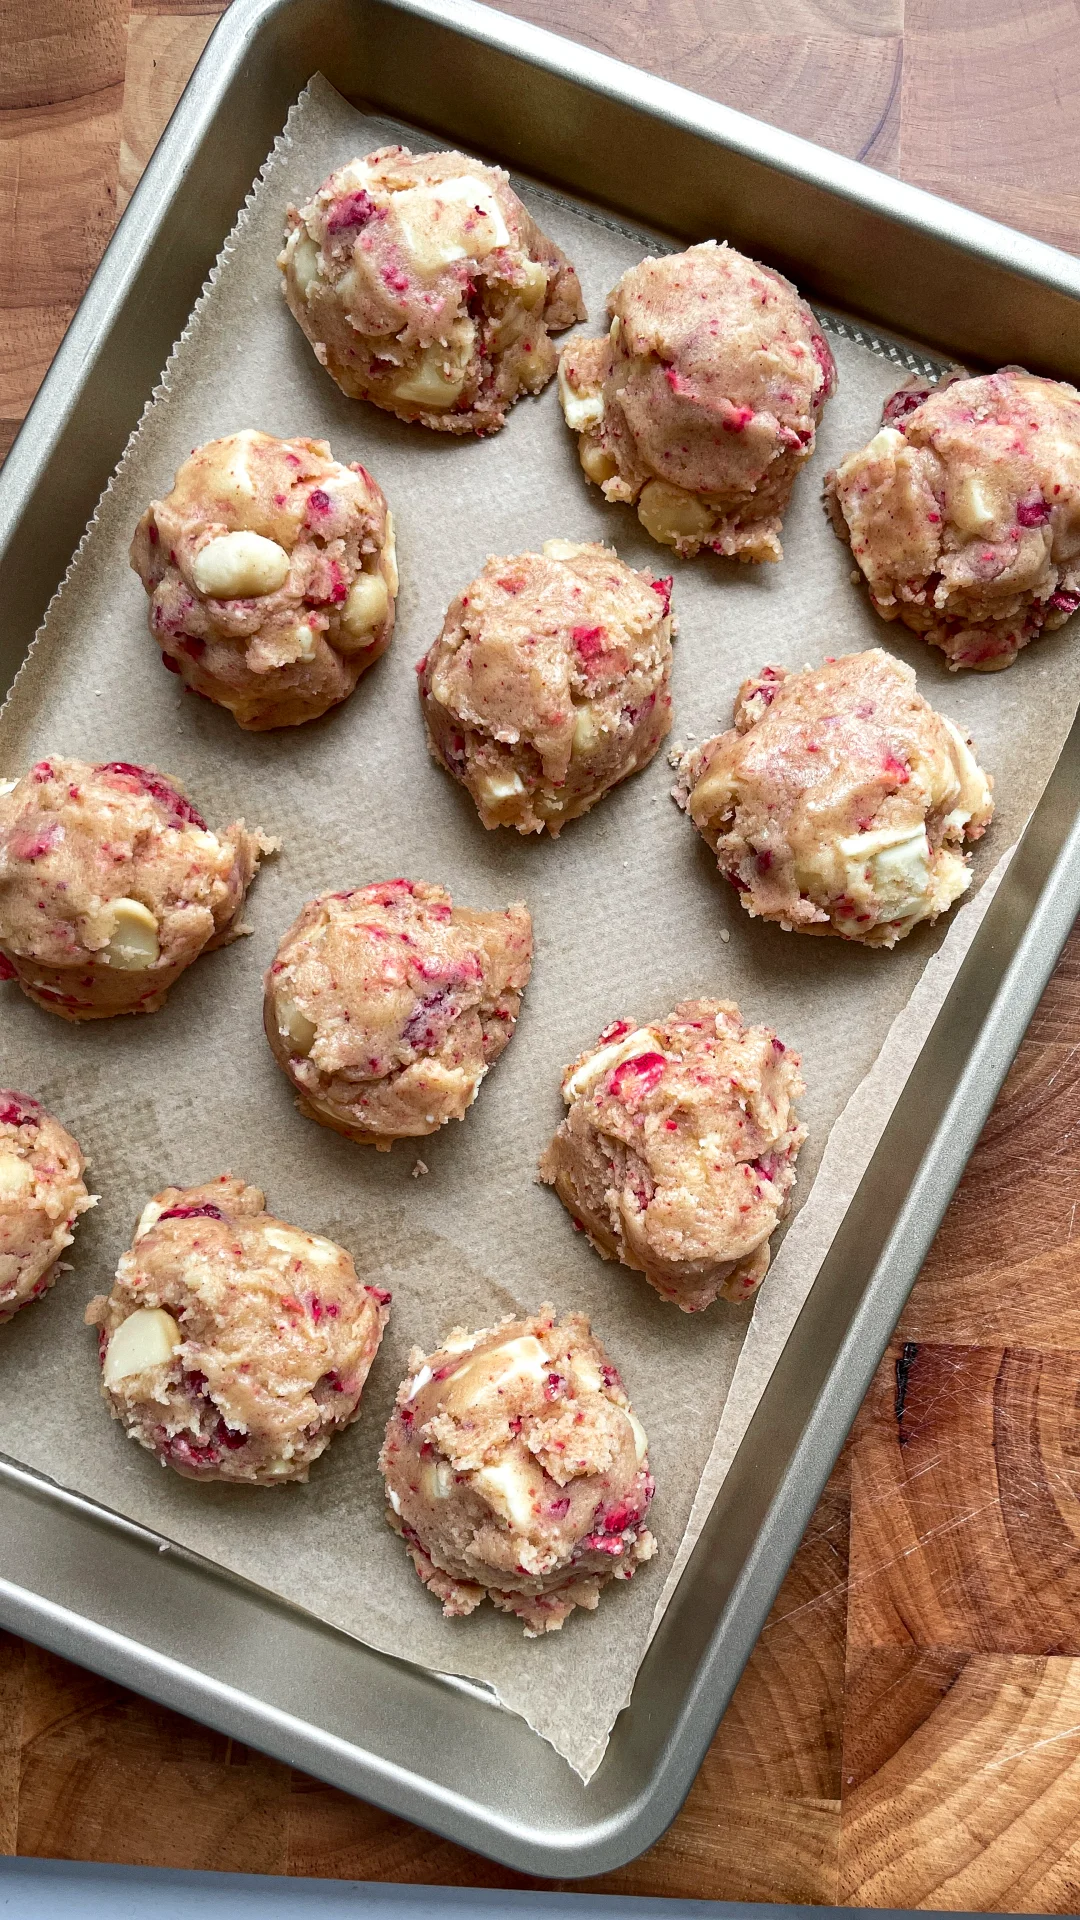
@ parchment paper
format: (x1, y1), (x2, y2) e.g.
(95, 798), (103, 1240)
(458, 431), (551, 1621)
(1, 78), (1077, 1782)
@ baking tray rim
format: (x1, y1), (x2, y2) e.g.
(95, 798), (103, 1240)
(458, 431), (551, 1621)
(3, 0), (1080, 1879)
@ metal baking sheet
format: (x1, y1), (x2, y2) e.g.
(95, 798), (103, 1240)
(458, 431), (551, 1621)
(3, 0), (1080, 1878)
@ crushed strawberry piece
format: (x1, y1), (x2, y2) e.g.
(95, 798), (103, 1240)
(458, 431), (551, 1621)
(609, 1052), (667, 1101)
(158, 1204), (224, 1224)
(326, 188), (376, 234)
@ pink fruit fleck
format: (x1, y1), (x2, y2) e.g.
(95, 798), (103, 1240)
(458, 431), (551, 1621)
(609, 1052), (667, 1101)
(0, 1095), (39, 1127)
(1050, 590), (1080, 613)
(97, 762), (207, 831)
(544, 1372), (566, 1401)
(307, 488), (332, 514)
(162, 653), (182, 674)
(572, 624), (606, 660)
(882, 381), (932, 426)
(1017, 497), (1050, 527)
(600, 1363), (622, 1392)
(720, 401), (754, 432)
(882, 751), (910, 785)
(9, 821), (62, 862)
(158, 1204), (224, 1224)
(0, 954), (16, 982)
(326, 189), (376, 234)
(596, 1019), (632, 1046)
(148, 523), (159, 545)
(649, 575), (673, 617)
(30, 762), (53, 783)
(548, 1496), (571, 1518)
(368, 1285), (392, 1307)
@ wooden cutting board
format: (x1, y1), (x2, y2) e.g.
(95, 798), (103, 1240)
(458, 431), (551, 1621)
(5, 0), (1080, 1905)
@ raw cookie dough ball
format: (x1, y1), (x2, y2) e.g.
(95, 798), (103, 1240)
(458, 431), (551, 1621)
(130, 430), (397, 728)
(418, 540), (675, 834)
(0, 1093), (95, 1324)
(539, 1001), (805, 1313)
(264, 879), (532, 1148)
(380, 1307), (655, 1632)
(674, 649), (993, 948)
(558, 241), (836, 560)
(0, 757), (270, 1019)
(280, 145), (585, 435)
(85, 1176), (390, 1484)
(825, 368), (1080, 670)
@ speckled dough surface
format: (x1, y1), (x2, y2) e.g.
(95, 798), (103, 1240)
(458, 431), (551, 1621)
(86, 1176), (390, 1484)
(418, 540), (674, 834)
(826, 368), (1080, 670)
(0, 757), (271, 1018)
(675, 649), (994, 948)
(130, 429), (397, 728)
(539, 1000), (806, 1313)
(0, 1093), (95, 1324)
(379, 1307), (655, 1633)
(280, 145), (585, 434)
(264, 878), (532, 1147)
(558, 241), (836, 559)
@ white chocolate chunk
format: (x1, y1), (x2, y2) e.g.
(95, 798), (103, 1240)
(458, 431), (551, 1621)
(444, 1334), (550, 1412)
(192, 530), (290, 599)
(477, 769), (526, 803)
(542, 539), (591, 561)
(382, 512), (399, 596)
(393, 346), (468, 410)
(388, 1486), (402, 1515)
(558, 358), (604, 432)
(102, 898), (160, 971)
(837, 825), (932, 921)
(393, 175), (510, 271)
(104, 1307), (182, 1387)
(290, 231), (322, 298)
(276, 995), (317, 1056)
(340, 571), (389, 640)
(0, 1153), (33, 1200)
(941, 717), (993, 821)
(950, 471), (1000, 538)
(262, 1223), (340, 1268)
(519, 257), (548, 309)
(626, 1407), (649, 1466)
(473, 1453), (543, 1533)
(564, 1028), (661, 1101)
(422, 1458), (454, 1500)
(572, 705), (601, 754)
(135, 1198), (164, 1240)
(405, 1363), (434, 1402)
(0, 777), (18, 797)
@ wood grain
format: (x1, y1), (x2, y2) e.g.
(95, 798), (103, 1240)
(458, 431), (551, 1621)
(7, 0), (1080, 1907)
